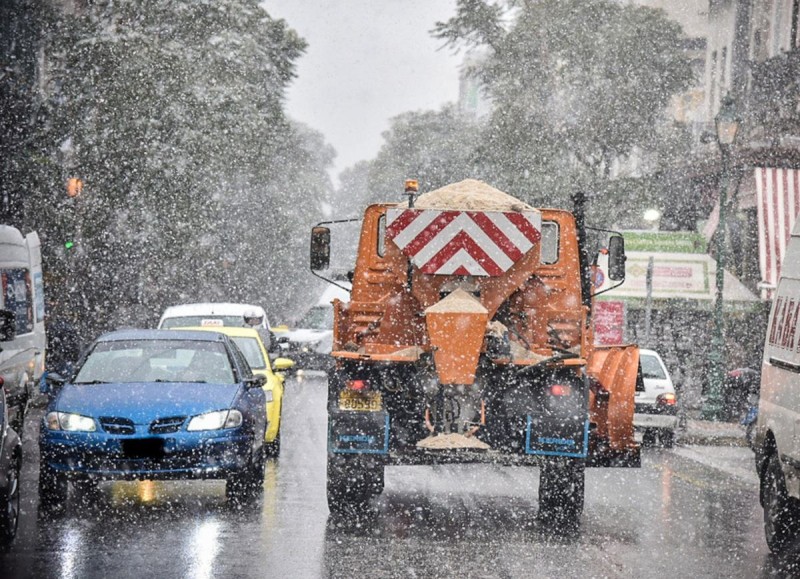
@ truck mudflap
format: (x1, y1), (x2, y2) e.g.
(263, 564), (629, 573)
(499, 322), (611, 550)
(587, 344), (640, 455)
(526, 416), (590, 458)
(328, 410), (390, 455)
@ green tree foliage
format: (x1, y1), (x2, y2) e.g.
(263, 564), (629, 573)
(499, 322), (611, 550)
(0, 0), (55, 225)
(360, 105), (483, 205)
(434, 0), (694, 216)
(24, 0), (332, 334)
(337, 160), (372, 212)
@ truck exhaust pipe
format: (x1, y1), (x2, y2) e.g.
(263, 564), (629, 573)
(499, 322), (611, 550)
(571, 191), (592, 314)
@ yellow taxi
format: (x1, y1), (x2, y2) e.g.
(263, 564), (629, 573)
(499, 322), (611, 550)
(176, 326), (294, 456)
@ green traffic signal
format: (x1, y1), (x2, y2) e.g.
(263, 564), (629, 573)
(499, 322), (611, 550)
(65, 241), (75, 250)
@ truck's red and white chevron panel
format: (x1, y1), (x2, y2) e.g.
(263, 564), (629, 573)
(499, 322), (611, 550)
(385, 208), (541, 276)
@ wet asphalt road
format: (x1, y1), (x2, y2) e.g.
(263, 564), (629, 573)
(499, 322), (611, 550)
(1, 374), (798, 579)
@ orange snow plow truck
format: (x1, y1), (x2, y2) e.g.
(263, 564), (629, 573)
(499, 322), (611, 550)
(310, 179), (642, 523)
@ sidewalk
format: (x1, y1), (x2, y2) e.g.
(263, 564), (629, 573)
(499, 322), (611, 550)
(676, 418), (748, 446)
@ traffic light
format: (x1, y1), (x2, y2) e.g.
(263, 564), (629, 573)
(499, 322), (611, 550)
(64, 241), (75, 250)
(66, 177), (83, 198)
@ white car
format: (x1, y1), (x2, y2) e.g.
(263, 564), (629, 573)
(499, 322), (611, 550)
(634, 349), (678, 447)
(158, 303), (271, 330)
(282, 284), (350, 371)
(158, 303), (278, 352)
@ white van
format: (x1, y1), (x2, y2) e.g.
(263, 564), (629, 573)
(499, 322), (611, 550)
(0, 226), (46, 430)
(754, 218), (800, 553)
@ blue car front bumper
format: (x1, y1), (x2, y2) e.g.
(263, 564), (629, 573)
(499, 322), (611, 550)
(40, 428), (254, 480)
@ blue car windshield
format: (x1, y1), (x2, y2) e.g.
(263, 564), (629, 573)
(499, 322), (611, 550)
(74, 339), (236, 384)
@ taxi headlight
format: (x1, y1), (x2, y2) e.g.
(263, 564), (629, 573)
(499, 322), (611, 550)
(187, 409), (243, 431)
(46, 411), (96, 432)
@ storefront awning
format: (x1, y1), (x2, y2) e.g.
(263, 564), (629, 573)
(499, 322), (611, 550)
(754, 167), (800, 299)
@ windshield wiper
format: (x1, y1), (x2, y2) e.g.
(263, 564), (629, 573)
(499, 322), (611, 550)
(73, 380), (110, 385)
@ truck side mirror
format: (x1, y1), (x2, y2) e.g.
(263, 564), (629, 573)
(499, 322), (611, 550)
(310, 226), (331, 271)
(0, 310), (16, 342)
(607, 235), (626, 281)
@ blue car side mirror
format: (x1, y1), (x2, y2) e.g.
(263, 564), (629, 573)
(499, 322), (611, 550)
(41, 371), (66, 396)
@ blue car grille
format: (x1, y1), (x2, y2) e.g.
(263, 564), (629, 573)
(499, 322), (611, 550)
(99, 417), (135, 435)
(150, 416), (186, 434)
(98, 416), (187, 435)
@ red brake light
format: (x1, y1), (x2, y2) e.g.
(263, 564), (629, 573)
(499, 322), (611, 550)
(549, 384), (571, 397)
(657, 392), (677, 406)
(347, 379), (368, 392)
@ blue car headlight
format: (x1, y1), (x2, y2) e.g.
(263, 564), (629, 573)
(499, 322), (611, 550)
(46, 411), (97, 432)
(187, 409), (243, 431)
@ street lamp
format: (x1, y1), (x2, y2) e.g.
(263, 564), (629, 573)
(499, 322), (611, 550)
(703, 95), (740, 421)
(643, 208), (661, 229)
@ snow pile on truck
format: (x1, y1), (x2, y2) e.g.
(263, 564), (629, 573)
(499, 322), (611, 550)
(410, 178), (534, 212)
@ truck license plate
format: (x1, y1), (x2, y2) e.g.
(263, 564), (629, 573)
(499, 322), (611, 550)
(339, 390), (382, 412)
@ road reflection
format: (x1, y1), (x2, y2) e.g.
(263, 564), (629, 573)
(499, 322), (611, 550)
(259, 460), (280, 544)
(322, 485), (587, 578)
(57, 527), (84, 579)
(187, 519), (221, 579)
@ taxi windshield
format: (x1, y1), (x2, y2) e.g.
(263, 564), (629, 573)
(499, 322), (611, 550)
(231, 336), (266, 370)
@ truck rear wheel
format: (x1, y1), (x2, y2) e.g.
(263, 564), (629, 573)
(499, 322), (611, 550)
(538, 458), (585, 527)
(327, 456), (384, 514)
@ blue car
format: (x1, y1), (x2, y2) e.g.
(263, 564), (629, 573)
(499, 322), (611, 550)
(39, 329), (267, 509)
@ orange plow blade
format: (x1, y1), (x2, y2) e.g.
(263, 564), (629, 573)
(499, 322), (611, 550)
(587, 345), (640, 452)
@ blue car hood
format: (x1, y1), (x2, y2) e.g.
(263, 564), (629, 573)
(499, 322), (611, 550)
(55, 382), (242, 424)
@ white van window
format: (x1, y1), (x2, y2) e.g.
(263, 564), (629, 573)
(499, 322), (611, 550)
(765, 277), (800, 368)
(1, 269), (33, 335)
(33, 271), (45, 323)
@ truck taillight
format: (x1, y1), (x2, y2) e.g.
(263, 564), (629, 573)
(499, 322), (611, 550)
(549, 384), (572, 397)
(346, 379), (369, 392)
(657, 392), (676, 406)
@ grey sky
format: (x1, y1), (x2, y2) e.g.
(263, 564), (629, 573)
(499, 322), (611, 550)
(261, 0), (463, 182)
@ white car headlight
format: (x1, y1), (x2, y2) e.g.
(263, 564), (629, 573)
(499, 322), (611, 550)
(187, 409), (243, 431)
(46, 411), (96, 432)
